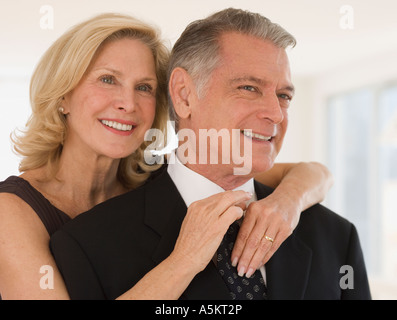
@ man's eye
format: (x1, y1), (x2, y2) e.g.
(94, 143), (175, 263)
(239, 85), (256, 92)
(279, 93), (292, 101)
(100, 75), (115, 85)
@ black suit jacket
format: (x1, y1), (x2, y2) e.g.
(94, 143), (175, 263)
(50, 169), (371, 300)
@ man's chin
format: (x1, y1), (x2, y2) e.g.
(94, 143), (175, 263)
(252, 159), (275, 174)
(232, 159), (275, 177)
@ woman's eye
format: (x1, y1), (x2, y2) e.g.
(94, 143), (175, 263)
(100, 75), (115, 85)
(137, 84), (153, 93)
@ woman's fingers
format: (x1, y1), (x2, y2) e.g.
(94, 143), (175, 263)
(231, 199), (295, 277)
(173, 190), (251, 272)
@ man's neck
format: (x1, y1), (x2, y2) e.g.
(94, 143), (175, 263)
(174, 149), (253, 190)
(167, 151), (256, 209)
(187, 163), (254, 190)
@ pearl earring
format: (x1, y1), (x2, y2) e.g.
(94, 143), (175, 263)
(58, 107), (64, 113)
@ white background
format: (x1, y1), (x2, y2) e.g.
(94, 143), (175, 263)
(1, 0), (397, 298)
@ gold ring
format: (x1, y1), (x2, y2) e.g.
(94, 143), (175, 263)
(264, 235), (274, 243)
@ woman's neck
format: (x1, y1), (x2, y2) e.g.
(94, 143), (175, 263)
(22, 148), (128, 218)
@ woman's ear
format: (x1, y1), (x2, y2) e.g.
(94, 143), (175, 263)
(60, 94), (70, 115)
(168, 67), (195, 120)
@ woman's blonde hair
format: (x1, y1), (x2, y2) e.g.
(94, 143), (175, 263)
(12, 13), (170, 189)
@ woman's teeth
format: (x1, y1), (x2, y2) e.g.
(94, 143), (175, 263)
(242, 130), (272, 141)
(101, 120), (133, 131)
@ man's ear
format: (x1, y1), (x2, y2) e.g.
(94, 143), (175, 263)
(168, 67), (195, 119)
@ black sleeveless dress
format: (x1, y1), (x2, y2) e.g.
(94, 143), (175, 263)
(0, 176), (71, 235)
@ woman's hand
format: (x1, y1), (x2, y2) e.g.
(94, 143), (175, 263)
(230, 162), (333, 277)
(171, 190), (251, 274)
(230, 192), (301, 278)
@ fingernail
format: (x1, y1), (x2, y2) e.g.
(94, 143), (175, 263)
(238, 266), (246, 277)
(245, 267), (255, 278)
(231, 257), (238, 267)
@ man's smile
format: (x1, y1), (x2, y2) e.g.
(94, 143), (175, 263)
(241, 129), (274, 142)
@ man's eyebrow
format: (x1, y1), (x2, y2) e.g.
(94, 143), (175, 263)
(230, 76), (295, 94)
(283, 85), (295, 95)
(230, 76), (266, 86)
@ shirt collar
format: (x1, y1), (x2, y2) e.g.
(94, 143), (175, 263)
(167, 152), (256, 208)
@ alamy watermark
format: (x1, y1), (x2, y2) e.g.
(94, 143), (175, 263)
(144, 121), (253, 175)
(339, 5), (354, 30)
(39, 265), (54, 290)
(39, 5), (54, 30)
(339, 265), (354, 289)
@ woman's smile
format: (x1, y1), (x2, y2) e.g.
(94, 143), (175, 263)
(100, 119), (137, 136)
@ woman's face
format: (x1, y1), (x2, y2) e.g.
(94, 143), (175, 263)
(62, 38), (157, 160)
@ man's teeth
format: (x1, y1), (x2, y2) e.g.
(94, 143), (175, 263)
(101, 120), (133, 131)
(242, 130), (272, 141)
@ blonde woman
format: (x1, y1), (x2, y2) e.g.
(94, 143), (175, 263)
(0, 13), (332, 299)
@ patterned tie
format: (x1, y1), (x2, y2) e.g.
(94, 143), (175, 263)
(216, 220), (267, 300)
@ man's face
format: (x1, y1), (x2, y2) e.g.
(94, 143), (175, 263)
(186, 32), (294, 176)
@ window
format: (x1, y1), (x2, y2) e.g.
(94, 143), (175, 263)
(327, 83), (397, 295)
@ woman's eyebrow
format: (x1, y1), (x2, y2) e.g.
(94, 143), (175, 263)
(92, 67), (123, 76)
(90, 67), (157, 83)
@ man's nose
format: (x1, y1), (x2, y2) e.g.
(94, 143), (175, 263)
(256, 94), (284, 124)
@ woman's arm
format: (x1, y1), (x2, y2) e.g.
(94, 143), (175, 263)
(232, 162), (334, 277)
(254, 162), (334, 209)
(0, 194), (70, 299)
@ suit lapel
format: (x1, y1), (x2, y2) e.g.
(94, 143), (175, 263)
(254, 181), (312, 300)
(143, 169), (231, 299)
(144, 169), (187, 264)
(266, 234), (312, 299)
(181, 262), (231, 300)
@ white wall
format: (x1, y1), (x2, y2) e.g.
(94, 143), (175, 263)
(0, 75), (30, 180)
(277, 76), (317, 163)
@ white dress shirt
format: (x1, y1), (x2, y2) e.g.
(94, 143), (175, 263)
(167, 152), (267, 284)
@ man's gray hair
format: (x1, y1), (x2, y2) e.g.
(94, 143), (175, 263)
(168, 8), (296, 128)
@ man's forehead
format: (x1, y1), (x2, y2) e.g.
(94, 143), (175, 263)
(218, 31), (280, 50)
(218, 32), (291, 67)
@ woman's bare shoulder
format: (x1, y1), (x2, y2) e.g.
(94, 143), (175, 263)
(0, 192), (69, 299)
